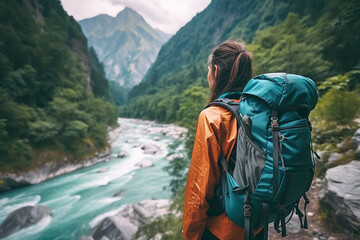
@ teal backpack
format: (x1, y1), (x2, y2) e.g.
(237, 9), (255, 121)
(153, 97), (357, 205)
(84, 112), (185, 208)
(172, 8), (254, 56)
(206, 73), (319, 240)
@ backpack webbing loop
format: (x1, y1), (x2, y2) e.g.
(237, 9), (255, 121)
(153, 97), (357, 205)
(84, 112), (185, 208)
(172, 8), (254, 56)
(303, 194), (310, 229)
(295, 200), (304, 228)
(262, 203), (269, 240)
(279, 204), (288, 237)
(271, 109), (279, 198)
(244, 191), (252, 240)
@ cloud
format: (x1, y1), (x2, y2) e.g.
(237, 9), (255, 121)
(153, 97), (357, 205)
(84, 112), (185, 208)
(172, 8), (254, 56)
(61, 0), (211, 34)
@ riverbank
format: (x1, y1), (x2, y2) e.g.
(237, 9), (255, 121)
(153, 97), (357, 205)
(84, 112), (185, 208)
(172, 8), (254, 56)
(0, 149), (112, 192)
(0, 117), (187, 193)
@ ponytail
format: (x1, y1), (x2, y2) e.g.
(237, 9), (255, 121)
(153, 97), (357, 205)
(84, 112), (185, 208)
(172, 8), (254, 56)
(208, 41), (253, 102)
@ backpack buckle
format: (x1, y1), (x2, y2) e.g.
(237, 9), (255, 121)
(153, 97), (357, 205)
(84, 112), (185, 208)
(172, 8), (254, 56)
(271, 117), (279, 131)
(244, 204), (251, 217)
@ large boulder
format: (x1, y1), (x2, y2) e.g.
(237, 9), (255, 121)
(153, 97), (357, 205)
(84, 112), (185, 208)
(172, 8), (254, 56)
(92, 215), (137, 240)
(87, 199), (170, 240)
(0, 205), (51, 238)
(141, 144), (161, 155)
(319, 160), (360, 234)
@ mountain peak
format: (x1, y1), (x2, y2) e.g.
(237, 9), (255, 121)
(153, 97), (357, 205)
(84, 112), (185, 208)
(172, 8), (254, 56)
(116, 7), (142, 20)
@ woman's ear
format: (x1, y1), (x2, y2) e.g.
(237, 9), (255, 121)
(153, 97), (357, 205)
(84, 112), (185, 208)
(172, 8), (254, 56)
(214, 65), (218, 79)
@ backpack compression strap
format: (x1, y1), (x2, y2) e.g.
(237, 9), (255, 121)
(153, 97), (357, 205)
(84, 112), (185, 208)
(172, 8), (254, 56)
(271, 109), (280, 199)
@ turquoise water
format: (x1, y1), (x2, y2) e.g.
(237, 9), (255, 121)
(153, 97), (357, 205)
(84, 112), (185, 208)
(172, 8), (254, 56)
(0, 118), (186, 240)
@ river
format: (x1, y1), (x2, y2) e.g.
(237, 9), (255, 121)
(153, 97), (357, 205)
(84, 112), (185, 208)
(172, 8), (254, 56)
(0, 118), (187, 240)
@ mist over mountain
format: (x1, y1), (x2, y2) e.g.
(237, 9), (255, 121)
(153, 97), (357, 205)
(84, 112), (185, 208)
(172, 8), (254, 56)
(79, 8), (171, 89)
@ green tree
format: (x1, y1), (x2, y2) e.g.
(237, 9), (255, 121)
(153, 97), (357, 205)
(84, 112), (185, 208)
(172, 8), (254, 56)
(314, 88), (360, 127)
(62, 120), (89, 139)
(249, 13), (331, 81)
(28, 121), (58, 144)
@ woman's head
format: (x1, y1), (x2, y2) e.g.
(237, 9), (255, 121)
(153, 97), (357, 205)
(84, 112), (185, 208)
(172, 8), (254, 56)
(207, 40), (253, 102)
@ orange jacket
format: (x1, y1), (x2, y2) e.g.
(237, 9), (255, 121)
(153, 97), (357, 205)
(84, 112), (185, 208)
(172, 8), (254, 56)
(183, 105), (244, 240)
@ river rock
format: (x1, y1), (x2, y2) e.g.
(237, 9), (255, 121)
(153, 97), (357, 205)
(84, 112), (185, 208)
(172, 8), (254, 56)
(145, 125), (187, 139)
(0, 205), (51, 238)
(92, 215), (137, 240)
(88, 199), (170, 240)
(352, 129), (360, 159)
(141, 144), (161, 155)
(327, 153), (341, 165)
(135, 160), (154, 168)
(97, 168), (108, 173)
(118, 150), (129, 158)
(79, 236), (95, 240)
(113, 190), (126, 197)
(165, 153), (184, 161)
(352, 129), (360, 146)
(319, 160), (360, 234)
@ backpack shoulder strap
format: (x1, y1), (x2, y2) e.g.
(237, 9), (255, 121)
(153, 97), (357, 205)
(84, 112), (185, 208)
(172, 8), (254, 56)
(205, 98), (241, 127)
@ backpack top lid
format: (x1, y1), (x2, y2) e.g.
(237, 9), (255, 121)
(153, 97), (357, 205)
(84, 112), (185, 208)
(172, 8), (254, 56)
(242, 73), (318, 111)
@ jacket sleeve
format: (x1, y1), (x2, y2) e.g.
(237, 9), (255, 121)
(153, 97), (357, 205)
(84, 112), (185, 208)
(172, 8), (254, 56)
(182, 109), (222, 240)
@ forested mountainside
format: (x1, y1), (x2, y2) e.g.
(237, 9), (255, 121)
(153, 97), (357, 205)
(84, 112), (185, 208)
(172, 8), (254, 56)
(122, 0), (359, 128)
(0, 0), (117, 172)
(79, 8), (171, 92)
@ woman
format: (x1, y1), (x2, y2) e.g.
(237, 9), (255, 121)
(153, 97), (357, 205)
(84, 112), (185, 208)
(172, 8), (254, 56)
(182, 40), (254, 240)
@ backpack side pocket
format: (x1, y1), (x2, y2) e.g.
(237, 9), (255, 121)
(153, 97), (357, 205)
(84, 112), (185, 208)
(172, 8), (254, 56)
(233, 126), (266, 194)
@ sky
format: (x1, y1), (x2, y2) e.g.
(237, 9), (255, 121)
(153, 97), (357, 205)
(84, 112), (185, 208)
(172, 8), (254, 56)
(60, 0), (211, 34)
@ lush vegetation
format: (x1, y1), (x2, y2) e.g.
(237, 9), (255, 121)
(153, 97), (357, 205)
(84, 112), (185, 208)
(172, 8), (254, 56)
(128, 0), (360, 238)
(0, 0), (117, 172)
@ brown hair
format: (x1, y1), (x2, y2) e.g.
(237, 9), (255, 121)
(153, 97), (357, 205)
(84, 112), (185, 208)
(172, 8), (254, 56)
(207, 40), (253, 102)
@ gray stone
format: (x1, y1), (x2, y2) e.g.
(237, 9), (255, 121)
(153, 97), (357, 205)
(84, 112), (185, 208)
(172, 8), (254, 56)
(135, 160), (154, 168)
(319, 160), (360, 234)
(118, 150), (129, 158)
(79, 235), (94, 240)
(165, 153), (184, 162)
(91, 199), (170, 240)
(286, 215), (302, 234)
(327, 237), (337, 240)
(97, 168), (108, 173)
(141, 144), (161, 155)
(153, 233), (162, 240)
(113, 190), (126, 197)
(352, 129), (360, 146)
(0, 205), (51, 238)
(327, 153), (341, 165)
(92, 215), (137, 240)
